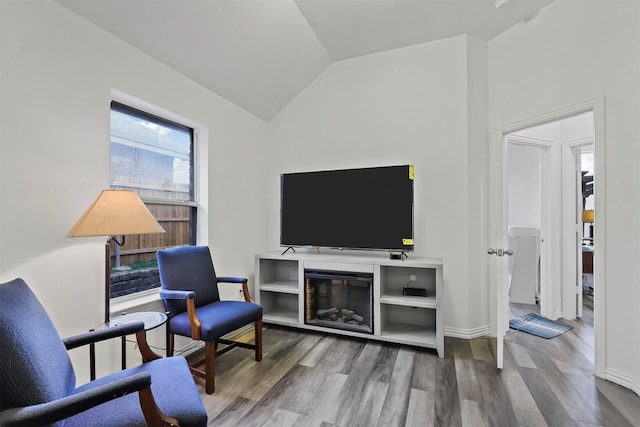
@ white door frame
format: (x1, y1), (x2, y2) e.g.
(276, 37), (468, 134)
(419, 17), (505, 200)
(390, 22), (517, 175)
(562, 138), (594, 320)
(494, 97), (605, 377)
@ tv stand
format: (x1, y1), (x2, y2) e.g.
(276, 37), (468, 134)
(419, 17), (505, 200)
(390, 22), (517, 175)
(255, 251), (443, 357)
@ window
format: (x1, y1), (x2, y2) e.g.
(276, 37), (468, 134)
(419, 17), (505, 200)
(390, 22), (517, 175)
(110, 101), (196, 298)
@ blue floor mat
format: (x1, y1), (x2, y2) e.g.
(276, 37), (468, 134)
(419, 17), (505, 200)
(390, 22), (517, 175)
(509, 313), (573, 339)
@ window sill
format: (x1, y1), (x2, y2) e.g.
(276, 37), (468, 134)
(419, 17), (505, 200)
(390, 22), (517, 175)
(110, 288), (164, 317)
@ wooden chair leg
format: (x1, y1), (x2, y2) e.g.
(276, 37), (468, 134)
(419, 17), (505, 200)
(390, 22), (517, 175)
(255, 319), (263, 362)
(205, 341), (215, 394)
(166, 332), (175, 357)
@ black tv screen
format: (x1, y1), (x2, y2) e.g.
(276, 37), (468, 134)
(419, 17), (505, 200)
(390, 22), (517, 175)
(280, 165), (414, 252)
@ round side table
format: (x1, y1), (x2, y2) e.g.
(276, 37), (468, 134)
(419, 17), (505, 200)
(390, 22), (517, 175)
(91, 311), (167, 380)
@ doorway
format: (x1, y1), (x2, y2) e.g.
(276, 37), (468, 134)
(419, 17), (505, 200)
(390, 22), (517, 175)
(503, 139), (549, 322)
(491, 98), (605, 377)
(506, 111), (594, 321)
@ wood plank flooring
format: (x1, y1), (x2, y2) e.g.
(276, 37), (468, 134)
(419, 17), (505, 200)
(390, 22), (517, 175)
(192, 296), (639, 426)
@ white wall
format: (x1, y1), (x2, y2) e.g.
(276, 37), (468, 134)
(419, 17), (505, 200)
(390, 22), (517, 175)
(508, 145), (541, 228)
(0, 1), (268, 382)
(267, 36), (489, 335)
(489, 0), (640, 393)
(466, 36), (490, 331)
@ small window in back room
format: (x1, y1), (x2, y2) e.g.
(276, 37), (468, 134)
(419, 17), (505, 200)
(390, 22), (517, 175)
(109, 100), (196, 298)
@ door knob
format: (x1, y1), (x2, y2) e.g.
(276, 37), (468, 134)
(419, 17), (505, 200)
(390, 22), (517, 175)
(487, 248), (513, 256)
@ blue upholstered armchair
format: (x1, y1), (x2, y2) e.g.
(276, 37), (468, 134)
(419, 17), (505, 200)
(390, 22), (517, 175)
(156, 245), (263, 394)
(0, 278), (207, 427)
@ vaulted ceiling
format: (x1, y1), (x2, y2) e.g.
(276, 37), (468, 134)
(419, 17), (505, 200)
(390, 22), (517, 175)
(57, 0), (553, 121)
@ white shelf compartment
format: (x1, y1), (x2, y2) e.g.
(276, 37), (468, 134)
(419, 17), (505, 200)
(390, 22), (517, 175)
(378, 264), (437, 299)
(257, 256), (299, 289)
(263, 310), (299, 326)
(259, 291), (299, 326)
(378, 304), (437, 348)
(378, 322), (437, 347)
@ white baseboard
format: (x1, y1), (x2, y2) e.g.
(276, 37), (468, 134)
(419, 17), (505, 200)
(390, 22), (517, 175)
(605, 367), (640, 396)
(444, 325), (492, 339)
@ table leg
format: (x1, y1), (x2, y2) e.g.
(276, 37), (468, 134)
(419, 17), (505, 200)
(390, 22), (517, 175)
(89, 333), (96, 381)
(121, 335), (126, 370)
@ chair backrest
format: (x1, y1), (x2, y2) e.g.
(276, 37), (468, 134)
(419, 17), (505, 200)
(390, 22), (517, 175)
(157, 246), (220, 317)
(0, 278), (76, 412)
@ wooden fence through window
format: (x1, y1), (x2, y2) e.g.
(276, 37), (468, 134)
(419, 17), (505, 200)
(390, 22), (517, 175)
(109, 203), (192, 268)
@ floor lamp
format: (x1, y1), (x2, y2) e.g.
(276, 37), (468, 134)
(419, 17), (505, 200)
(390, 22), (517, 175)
(68, 190), (165, 323)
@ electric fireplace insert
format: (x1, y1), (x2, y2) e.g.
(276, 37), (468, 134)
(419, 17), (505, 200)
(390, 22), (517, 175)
(304, 270), (373, 334)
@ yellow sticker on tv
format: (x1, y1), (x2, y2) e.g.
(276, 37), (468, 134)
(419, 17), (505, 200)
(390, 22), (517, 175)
(403, 238), (414, 245)
(409, 165), (414, 180)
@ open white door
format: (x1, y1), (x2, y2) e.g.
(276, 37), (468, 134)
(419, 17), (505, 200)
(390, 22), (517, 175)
(488, 122), (511, 370)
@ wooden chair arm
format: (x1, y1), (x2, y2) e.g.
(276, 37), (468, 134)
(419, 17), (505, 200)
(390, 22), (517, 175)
(186, 298), (202, 340)
(185, 280), (253, 340)
(241, 282), (254, 302)
(64, 322), (144, 350)
(138, 387), (179, 427)
(216, 277), (253, 302)
(135, 331), (163, 363)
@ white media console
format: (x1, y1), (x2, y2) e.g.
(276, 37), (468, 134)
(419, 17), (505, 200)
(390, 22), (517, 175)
(255, 251), (444, 358)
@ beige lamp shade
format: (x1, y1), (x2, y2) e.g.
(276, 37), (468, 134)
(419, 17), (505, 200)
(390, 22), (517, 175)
(68, 190), (165, 237)
(582, 209), (595, 224)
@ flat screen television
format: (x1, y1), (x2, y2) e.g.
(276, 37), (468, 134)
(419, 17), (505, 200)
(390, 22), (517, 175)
(280, 165), (414, 252)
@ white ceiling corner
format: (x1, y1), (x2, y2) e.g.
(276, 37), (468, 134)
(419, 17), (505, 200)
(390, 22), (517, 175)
(56, 0), (554, 121)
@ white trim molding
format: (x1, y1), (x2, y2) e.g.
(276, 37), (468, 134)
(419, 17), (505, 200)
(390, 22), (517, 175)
(606, 368), (640, 397)
(444, 325), (492, 339)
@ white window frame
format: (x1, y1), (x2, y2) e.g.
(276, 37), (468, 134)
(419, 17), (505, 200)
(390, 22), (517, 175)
(110, 89), (209, 312)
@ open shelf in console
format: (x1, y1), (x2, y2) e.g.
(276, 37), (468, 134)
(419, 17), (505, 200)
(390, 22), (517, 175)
(379, 304), (437, 347)
(256, 257), (299, 294)
(256, 256), (300, 326)
(258, 291), (298, 326)
(379, 264), (437, 304)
